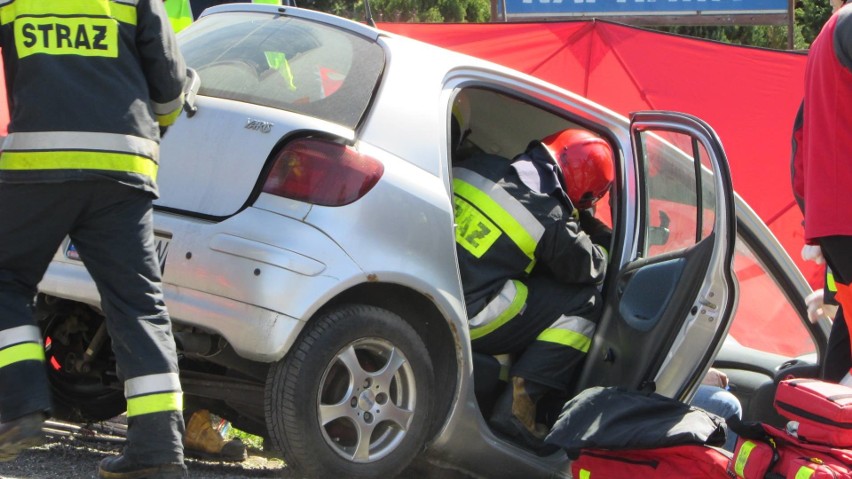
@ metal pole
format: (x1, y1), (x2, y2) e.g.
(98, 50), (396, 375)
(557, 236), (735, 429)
(787, 0), (795, 50)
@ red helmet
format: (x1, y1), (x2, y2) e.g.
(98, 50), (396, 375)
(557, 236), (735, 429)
(540, 129), (615, 210)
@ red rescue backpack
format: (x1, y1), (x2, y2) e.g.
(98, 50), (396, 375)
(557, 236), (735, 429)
(571, 444), (733, 479)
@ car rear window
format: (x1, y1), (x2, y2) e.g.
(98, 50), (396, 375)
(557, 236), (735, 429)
(178, 12), (384, 129)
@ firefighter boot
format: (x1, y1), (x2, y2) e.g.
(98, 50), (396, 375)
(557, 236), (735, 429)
(98, 454), (187, 479)
(183, 409), (247, 462)
(0, 412), (45, 462)
(489, 376), (553, 452)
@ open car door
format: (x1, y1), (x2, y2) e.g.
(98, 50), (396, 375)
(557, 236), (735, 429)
(575, 111), (738, 401)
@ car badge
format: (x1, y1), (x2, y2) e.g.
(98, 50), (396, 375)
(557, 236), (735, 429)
(245, 118), (273, 133)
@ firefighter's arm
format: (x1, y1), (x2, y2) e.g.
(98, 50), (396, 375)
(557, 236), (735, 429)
(137, 0), (187, 130)
(835, 7), (852, 74)
(537, 215), (608, 285)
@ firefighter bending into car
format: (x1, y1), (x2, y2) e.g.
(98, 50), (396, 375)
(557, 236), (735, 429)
(453, 128), (614, 450)
(0, 1), (187, 477)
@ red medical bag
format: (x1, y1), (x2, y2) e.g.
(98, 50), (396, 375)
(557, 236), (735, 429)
(765, 424), (852, 478)
(570, 444), (732, 479)
(774, 378), (852, 447)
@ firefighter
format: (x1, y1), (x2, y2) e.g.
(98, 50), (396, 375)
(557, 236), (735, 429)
(791, 0), (852, 386)
(453, 129), (613, 450)
(0, 1), (187, 478)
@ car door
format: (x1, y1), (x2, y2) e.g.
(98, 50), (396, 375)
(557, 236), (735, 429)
(574, 111), (738, 401)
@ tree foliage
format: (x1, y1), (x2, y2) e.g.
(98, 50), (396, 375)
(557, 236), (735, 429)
(298, 0), (829, 49)
(653, 0), (831, 49)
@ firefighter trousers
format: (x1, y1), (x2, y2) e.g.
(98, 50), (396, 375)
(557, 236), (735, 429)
(0, 181), (184, 464)
(470, 275), (602, 392)
(818, 235), (852, 382)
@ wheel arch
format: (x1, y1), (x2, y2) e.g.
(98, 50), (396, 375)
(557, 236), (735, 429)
(317, 282), (461, 442)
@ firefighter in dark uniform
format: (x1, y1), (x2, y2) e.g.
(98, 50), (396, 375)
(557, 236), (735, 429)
(454, 129), (614, 450)
(0, 1), (187, 478)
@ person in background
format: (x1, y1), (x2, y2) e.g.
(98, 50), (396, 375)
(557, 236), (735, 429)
(790, 0), (852, 385)
(453, 128), (614, 451)
(692, 368), (743, 452)
(0, 1), (187, 478)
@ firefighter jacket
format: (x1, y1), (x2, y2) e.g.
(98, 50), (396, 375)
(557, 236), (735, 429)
(0, 0), (186, 198)
(796, 2), (852, 241)
(453, 143), (609, 320)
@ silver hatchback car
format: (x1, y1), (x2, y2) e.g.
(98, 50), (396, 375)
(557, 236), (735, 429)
(34, 4), (823, 479)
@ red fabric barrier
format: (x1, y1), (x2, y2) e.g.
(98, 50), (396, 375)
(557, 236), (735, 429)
(381, 20), (818, 287)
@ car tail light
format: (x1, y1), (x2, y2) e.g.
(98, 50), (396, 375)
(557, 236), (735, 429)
(261, 138), (384, 207)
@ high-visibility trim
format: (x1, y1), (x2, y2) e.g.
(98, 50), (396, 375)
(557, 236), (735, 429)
(454, 195), (502, 259)
(827, 269), (837, 292)
(453, 169), (545, 271)
(253, 0), (283, 4)
(536, 315), (596, 353)
(0, 343), (45, 369)
(126, 392), (183, 417)
(3, 131), (158, 158)
(164, 0), (192, 33)
(579, 470), (590, 479)
(0, 1), (137, 27)
(14, 16), (119, 59)
(125, 372), (181, 398)
(0, 325), (41, 350)
(469, 280), (528, 340)
(152, 94), (184, 116)
(154, 94), (184, 127)
(0, 151), (158, 180)
(794, 466), (815, 479)
(733, 440), (757, 477)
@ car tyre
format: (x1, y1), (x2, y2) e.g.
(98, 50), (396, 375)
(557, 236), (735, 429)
(265, 304), (434, 478)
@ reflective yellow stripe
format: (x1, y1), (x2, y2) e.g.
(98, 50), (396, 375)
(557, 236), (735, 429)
(453, 178), (538, 270)
(126, 392), (183, 417)
(536, 328), (592, 353)
(579, 470), (590, 479)
(827, 269), (837, 292)
(253, 0), (282, 4)
(0, 151), (157, 180)
(0, 1), (137, 27)
(156, 106), (183, 128)
(164, 0), (192, 33)
(795, 466), (815, 479)
(0, 343), (45, 368)
(470, 280), (528, 340)
(454, 195), (501, 259)
(734, 440), (757, 477)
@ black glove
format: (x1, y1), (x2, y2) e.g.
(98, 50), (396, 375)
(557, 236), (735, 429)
(159, 125), (169, 138)
(578, 209), (612, 248)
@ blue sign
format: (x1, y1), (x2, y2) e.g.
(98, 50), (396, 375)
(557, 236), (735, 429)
(505, 0), (788, 17)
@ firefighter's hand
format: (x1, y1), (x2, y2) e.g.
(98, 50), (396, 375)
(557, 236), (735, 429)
(579, 209), (612, 247)
(159, 125), (169, 138)
(802, 244), (825, 265)
(806, 289), (838, 323)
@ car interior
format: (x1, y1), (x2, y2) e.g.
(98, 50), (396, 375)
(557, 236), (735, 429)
(450, 86), (828, 454)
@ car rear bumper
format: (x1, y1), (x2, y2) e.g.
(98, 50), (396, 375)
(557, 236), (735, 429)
(39, 258), (302, 363)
